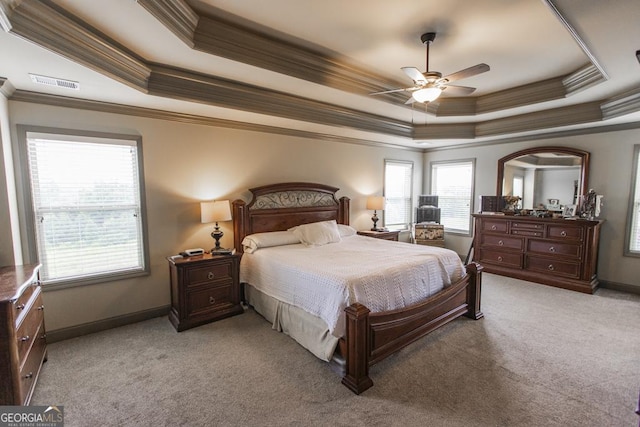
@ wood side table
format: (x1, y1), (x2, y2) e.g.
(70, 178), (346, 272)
(167, 253), (243, 331)
(357, 230), (400, 241)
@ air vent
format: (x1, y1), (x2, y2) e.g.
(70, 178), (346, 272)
(29, 74), (79, 90)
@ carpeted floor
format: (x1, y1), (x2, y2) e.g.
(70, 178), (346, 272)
(32, 274), (640, 426)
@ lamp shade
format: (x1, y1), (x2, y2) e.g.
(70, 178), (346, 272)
(201, 200), (232, 223)
(412, 86), (442, 103)
(366, 196), (385, 211)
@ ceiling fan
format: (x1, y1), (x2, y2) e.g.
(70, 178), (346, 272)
(370, 32), (490, 104)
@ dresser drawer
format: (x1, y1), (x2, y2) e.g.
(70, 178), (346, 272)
(511, 221), (544, 237)
(528, 240), (581, 258)
(481, 234), (523, 250)
(478, 249), (522, 268)
(13, 285), (35, 326)
(186, 282), (235, 318)
(186, 262), (233, 287)
(18, 322), (47, 405)
(547, 225), (583, 241)
(525, 256), (580, 278)
(16, 293), (45, 366)
(481, 220), (508, 233)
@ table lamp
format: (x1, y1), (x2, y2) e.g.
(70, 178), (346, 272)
(366, 196), (385, 231)
(201, 200), (232, 254)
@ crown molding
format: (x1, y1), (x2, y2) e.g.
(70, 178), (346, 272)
(3, 0), (150, 91)
(136, 0), (198, 48)
(601, 87), (640, 119)
(476, 102), (603, 137)
(8, 90), (422, 152)
(147, 64), (412, 138)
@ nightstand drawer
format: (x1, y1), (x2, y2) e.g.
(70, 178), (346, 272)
(186, 262), (233, 286)
(186, 283), (235, 318)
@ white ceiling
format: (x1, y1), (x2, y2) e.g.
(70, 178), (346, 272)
(1, 0), (639, 150)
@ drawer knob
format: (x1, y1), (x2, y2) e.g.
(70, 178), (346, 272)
(560, 231), (567, 237)
(548, 264), (555, 271)
(491, 225), (497, 230)
(549, 246), (555, 252)
(24, 372), (33, 379)
(207, 272), (215, 280)
(16, 303), (25, 310)
(37, 305), (45, 311)
(497, 256), (503, 262)
(209, 296), (216, 305)
(498, 240), (504, 246)
(20, 335), (30, 342)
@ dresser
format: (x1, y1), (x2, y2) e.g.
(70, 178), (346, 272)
(472, 214), (603, 293)
(167, 254), (243, 331)
(0, 264), (46, 405)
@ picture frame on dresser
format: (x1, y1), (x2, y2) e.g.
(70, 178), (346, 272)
(563, 204), (577, 218)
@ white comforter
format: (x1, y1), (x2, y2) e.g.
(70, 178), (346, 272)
(240, 235), (465, 338)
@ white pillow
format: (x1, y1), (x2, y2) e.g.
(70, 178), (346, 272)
(289, 220), (341, 247)
(337, 224), (357, 237)
(241, 231), (300, 253)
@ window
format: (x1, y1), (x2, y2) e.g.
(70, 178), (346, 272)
(625, 145), (640, 256)
(384, 160), (413, 230)
(513, 176), (524, 209)
(430, 159), (475, 234)
(18, 128), (149, 287)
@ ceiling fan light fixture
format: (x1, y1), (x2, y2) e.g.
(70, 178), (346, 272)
(412, 87), (442, 103)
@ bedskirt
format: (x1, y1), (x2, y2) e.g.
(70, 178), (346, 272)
(244, 284), (339, 361)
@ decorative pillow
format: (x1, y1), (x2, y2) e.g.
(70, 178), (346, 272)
(241, 231), (300, 253)
(337, 224), (357, 237)
(289, 220), (341, 247)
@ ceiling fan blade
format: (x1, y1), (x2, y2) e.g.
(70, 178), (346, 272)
(442, 84), (476, 96)
(440, 63), (490, 83)
(369, 87), (413, 95)
(404, 97), (416, 105)
(401, 67), (427, 85)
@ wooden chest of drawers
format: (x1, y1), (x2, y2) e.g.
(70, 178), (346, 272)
(167, 254), (243, 331)
(472, 214), (603, 293)
(0, 264), (46, 405)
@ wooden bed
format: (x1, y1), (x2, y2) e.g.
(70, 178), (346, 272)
(232, 182), (483, 394)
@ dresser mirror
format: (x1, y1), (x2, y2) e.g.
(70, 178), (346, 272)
(497, 147), (589, 211)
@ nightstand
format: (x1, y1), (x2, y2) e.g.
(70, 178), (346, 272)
(357, 230), (400, 241)
(167, 253), (243, 331)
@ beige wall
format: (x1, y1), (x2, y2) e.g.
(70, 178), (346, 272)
(424, 129), (640, 290)
(5, 101), (424, 332)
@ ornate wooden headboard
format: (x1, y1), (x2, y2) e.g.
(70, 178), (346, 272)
(232, 182), (350, 254)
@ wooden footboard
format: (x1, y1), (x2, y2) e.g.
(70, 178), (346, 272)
(341, 262), (484, 394)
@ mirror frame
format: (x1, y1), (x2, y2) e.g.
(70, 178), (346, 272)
(496, 146), (590, 206)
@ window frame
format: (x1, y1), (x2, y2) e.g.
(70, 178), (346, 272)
(383, 159), (414, 231)
(429, 158), (476, 236)
(624, 144), (640, 257)
(14, 125), (150, 289)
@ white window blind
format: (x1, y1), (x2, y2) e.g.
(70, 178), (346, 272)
(26, 135), (146, 283)
(384, 160), (413, 230)
(626, 145), (640, 255)
(431, 160), (474, 234)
